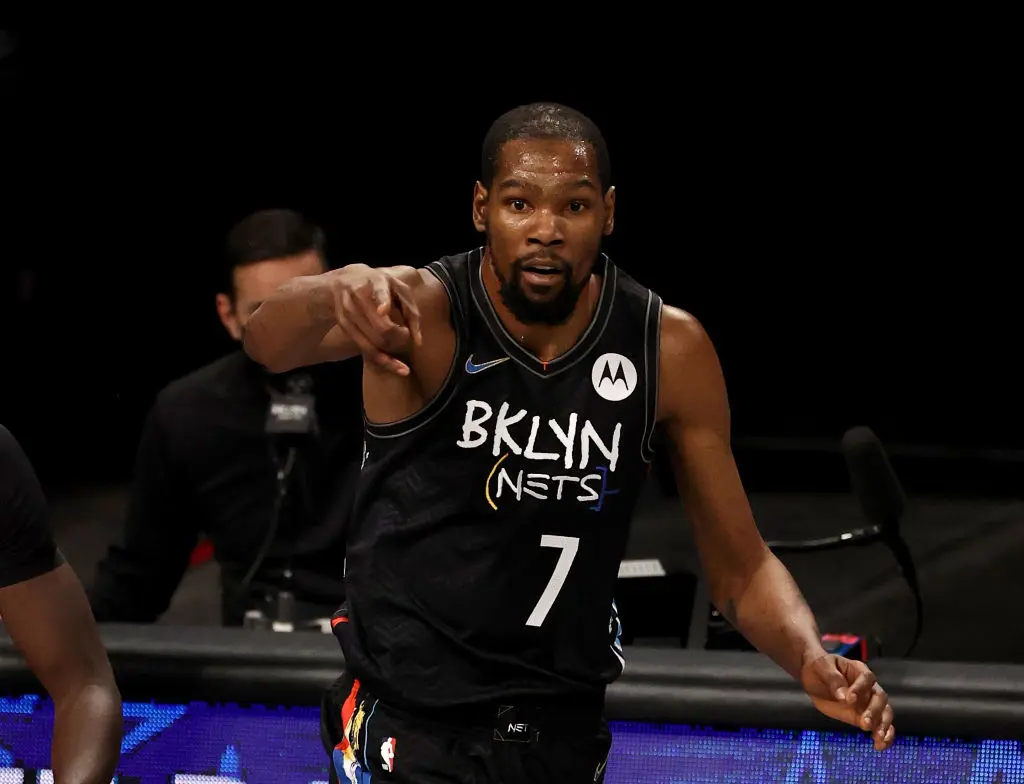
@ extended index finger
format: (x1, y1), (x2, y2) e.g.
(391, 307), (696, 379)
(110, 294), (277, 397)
(393, 281), (423, 346)
(372, 276), (393, 316)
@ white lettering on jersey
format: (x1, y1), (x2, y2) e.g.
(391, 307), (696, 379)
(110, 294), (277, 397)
(457, 401), (620, 471)
(456, 400), (623, 512)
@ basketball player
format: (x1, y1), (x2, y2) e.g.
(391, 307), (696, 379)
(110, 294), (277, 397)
(244, 103), (895, 783)
(0, 425), (122, 782)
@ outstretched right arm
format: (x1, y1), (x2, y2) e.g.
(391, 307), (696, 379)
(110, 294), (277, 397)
(243, 263), (424, 375)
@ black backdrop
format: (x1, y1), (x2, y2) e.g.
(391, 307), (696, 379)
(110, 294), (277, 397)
(0, 29), (1014, 490)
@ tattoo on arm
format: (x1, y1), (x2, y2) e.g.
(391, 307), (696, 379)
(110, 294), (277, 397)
(305, 285), (335, 321)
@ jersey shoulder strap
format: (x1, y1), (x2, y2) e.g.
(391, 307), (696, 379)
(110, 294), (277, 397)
(607, 262), (664, 464)
(423, 250), (474, 351)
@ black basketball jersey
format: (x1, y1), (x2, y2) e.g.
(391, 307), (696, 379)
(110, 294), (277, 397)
(339, 248), (663, 711)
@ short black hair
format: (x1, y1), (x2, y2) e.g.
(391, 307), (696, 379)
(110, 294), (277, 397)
(222, 209), (325, 297)
(481, 102), (612, 193)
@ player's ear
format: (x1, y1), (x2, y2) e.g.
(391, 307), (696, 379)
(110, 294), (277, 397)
(472, 181), (489, 233)
(602, 186), (616, 236)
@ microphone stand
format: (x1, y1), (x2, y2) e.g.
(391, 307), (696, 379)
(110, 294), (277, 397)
(768, 523), (924, 656)
(691, 523), (924, 658)
(238, 446), (297, 628)
(878, 524), (925, 656)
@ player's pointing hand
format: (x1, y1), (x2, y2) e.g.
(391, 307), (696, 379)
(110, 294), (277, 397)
(329, 264), (424, 375)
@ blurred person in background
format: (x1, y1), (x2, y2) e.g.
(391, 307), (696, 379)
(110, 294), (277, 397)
(88, 209), (365, 628)
(0, 425), (122, 782)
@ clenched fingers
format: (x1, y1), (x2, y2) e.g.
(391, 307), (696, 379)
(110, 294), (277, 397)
(845, 668), (877, 713)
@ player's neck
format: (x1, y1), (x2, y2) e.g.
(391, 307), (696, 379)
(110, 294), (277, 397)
(482, 253), (600, 364)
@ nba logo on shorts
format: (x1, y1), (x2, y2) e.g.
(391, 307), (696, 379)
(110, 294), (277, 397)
(380, 737), (396, 772)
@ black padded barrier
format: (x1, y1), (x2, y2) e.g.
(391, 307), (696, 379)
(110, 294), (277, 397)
(2, 624), (1022, 740)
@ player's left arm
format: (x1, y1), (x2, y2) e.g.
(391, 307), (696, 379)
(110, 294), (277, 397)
(0, 427), (122, 783)
(656, 306), (895, 750)
(0, 567), (124, 782)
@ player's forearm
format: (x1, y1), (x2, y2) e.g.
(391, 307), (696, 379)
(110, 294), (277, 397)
(51, 681), (122, 784)
(719, 553), (827, 681)
(243, 269), (355, 372)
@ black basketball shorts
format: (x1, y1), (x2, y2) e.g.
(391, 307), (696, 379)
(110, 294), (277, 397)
(320, 671), (612, 784)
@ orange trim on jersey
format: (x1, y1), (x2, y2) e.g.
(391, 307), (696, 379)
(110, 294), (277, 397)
(331, 615), (349, 628)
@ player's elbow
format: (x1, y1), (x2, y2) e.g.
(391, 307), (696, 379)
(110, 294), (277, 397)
(47, 651), (121, 717)
(68, 674), (121, 714)
(704, 541), (772, 613)
(242, 322), (295, 374)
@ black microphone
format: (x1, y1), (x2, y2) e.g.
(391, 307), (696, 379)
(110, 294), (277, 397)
(841, 426), (924, 656)
(842, 426), (906, 529)
(239, 373), (318, 627)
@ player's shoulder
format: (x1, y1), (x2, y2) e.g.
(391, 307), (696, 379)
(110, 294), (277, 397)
(412, 249), (480, 320)
(658, 305), (715, 364)
(422, 248), (475, 281)
(419, 249), (474, 300)
(606, 257), (663, 328)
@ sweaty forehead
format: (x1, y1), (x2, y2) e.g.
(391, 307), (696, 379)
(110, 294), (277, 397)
(495, 138), (599, 187)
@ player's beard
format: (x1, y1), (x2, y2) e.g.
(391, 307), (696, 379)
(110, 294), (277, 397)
(488, 244), (591, 327)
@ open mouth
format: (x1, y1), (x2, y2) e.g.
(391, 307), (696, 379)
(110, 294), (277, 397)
(520, 261), (564, 277)
(520, 267), (564, 288)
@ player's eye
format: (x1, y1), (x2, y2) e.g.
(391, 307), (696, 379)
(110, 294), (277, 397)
(510, 199), (526, 211)
(568, 201), (585, 213)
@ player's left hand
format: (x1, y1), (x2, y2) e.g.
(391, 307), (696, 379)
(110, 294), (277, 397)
(799, 653), (896, 751)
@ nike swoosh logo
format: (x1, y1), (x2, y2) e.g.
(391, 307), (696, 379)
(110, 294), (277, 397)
(465, 355), (510, 374)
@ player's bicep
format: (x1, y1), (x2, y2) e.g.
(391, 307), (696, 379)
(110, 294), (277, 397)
(657, 309), (767, 585)
(656, 307), (733, 487)
(0, 564), (112, 700)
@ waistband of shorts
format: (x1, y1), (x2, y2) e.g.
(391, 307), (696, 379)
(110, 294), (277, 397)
(349, 674), (606, 733)
(441, 691), (604, 727)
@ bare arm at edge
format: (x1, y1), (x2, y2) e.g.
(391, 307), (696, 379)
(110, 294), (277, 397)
(0, 566), (123, 784)
(656, 305), (827, 680)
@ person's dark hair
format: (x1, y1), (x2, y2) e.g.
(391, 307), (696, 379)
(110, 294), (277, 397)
(481, 102), (612, 193)
(222, 209), (326, 297)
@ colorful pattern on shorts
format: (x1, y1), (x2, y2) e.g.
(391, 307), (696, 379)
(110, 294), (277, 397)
(332, 678), (374, 784)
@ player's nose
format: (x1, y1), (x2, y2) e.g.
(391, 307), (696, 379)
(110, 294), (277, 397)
(527, 208), (564, 246)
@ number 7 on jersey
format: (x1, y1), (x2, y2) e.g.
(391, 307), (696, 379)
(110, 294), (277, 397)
(525, 535), (580, 627)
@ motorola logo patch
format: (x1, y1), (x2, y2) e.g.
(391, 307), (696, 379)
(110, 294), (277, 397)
(591, 352), (638, 402)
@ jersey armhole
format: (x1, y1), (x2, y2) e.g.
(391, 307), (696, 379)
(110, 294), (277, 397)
(363, 260), (467, 441)
(640, 291), (662, 463)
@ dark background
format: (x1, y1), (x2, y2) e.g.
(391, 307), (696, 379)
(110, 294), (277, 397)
(0, 29), (1015, 496)
(0, 28), (1020, 666)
